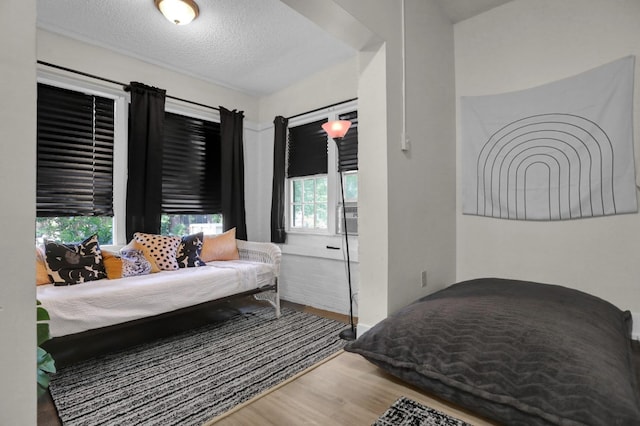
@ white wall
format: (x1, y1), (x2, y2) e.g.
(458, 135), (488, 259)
(355, 45), (390, 331)
(325, 0), (457, 331)
(255, 58), (360, 314)
(455, 0), (640, 319)
(38, 30), (260, 122)
(254, 57), (358, 243)
(386, 0), (456, 314)
(0, 0), (37, 424)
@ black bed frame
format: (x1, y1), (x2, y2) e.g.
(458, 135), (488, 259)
(42, 284), (277, 368)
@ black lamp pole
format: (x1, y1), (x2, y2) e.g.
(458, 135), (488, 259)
(335, 138), (356, 341)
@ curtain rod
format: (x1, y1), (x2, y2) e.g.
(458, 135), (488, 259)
(37, 60), (221, 112)
(286, 97), (358, 120)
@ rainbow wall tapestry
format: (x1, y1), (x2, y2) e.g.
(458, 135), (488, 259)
(461, 56), (637, 221)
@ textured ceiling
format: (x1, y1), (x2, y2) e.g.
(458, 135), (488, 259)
(37, 0), (513, 97)
(36, 0), (357, 96)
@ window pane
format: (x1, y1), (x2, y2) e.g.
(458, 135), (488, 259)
(293, 205), (303, 228)
(293, 180), (302, 203)
(316, 177), (327, 202)
(303, 179), (315, 203)
(35, 217), (113, 245)
(161, 214), (222, 236)
(344, 173), (358, 201)
(316, 203), (328, 228)
(303, 204), (314, 228)
(288, 175), (328, 231)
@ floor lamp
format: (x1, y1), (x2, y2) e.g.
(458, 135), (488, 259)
(322, 120), (356, 341)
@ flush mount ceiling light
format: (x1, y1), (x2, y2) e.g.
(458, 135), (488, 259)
(155, 0), (199, 25)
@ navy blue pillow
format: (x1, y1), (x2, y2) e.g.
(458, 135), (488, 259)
(44, 234), (107, 285)
(176, 232), (206, 268)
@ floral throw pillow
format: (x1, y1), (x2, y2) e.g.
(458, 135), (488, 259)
(132, 232), (181, 271)
(103, 249), (152, 279)
(176, 232), (206, 268)
(44, 234), (107, 286)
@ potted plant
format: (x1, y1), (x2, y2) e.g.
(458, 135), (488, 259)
(37, 300), (56, 397)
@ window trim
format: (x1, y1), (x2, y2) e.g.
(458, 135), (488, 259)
(34, 70), (225, 244)
(285, 100), (357, 236)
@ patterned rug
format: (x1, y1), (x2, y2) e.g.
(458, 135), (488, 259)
(49, 306), (346, 426)
(373, 396), (471, 426)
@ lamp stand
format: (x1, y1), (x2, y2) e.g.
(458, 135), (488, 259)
(337, 150), (356, 341)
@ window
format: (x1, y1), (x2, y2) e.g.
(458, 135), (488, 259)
(342, 171), (358, 202)
(337, 110), (359, 203)
(35, 83), (116, 244)
(286, 104), (358, 234)
(161, 111), (222, 236)
(290, 176), (328, 229)
(287, 118), (328, 232)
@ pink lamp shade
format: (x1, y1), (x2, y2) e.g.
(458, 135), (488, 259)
(322, 120), (352, 139)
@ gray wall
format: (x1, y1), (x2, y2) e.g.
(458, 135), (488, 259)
(0, 0), (37, 424)
(455, 0), (640, 329)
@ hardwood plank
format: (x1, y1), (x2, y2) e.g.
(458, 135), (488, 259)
(208, 351), (498, 426)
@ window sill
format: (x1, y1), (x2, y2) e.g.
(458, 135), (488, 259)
(279, 233), (358, 262)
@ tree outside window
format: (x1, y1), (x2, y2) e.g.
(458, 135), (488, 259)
(291, 176), (328, 230)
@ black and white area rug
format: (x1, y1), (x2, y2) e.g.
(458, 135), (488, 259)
(49, 307), (346, 426)
(373, 396), (471, 426)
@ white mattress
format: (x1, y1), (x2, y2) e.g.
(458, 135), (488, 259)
(37, 260), (275, 337)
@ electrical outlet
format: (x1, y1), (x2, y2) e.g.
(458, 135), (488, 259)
(421, 270), (428, 288)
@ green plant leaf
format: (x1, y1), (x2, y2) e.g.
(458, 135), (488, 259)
(36, 301), (56, 397)
(37, 368), (51, 390)
(37, 322), (50, 346)
(37, 306), (50, 322)
(37, 349), (56, 374)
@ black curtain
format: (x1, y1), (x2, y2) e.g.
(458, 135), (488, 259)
(219, 106), (247, 240)
(125, 82), (166, 241)
(270, 116), (288, 243)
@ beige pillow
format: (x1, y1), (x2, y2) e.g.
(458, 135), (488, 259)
(200, 228), (239, 262)
(36, 247), (52, 286)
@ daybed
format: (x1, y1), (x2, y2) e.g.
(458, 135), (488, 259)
(37, 239), (281, 339)
(346, 278), (640, 426)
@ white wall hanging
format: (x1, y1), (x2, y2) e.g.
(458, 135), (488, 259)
(462, 56), (637, 220)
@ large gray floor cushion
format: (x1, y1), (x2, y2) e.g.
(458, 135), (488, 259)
(346, 278), (640, 426)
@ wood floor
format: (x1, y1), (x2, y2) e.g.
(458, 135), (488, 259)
(38, 299), (640, 426)
(206, 350), (497, 426)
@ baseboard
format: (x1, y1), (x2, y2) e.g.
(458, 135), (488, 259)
(357, 322), (372, 337)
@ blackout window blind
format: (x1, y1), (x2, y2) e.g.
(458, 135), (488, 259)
(287, 118), (328, 178)
(337, 110), (358, 172)
(36, 83), (115, 217)
(162, 112), (222, 214)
